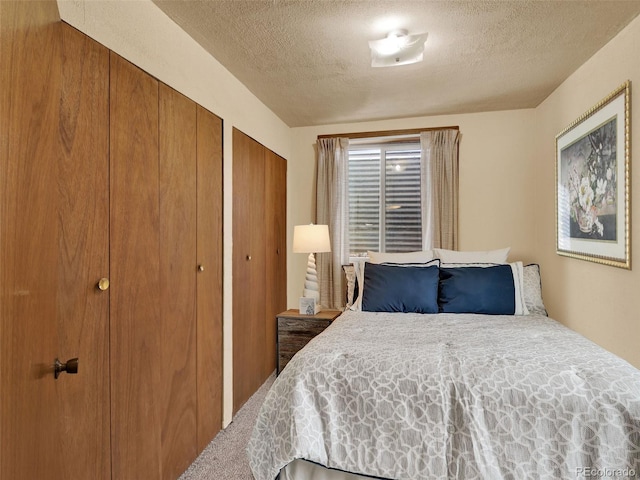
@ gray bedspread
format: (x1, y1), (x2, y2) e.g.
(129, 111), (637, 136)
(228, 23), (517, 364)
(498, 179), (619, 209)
(248, 311), (640, 480)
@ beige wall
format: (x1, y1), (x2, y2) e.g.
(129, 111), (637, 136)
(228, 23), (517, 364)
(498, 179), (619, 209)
(289, 110), (538, 306)
(533, 15), (640, 368)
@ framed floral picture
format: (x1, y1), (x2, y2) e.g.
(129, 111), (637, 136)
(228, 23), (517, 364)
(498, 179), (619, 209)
(556, 81), (631, 269)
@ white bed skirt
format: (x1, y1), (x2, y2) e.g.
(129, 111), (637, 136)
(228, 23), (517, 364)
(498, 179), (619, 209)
(280, 459), (385, 480)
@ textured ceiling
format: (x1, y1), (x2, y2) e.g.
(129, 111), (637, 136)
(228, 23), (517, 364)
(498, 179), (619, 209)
(152, 0), (640, 127)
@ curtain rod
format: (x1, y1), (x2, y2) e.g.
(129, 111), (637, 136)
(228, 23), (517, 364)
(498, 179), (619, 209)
(317, 126), (459, 140)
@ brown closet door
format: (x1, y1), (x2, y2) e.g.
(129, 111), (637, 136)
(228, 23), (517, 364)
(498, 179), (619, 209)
(159, 83), (199, 478)
(232, 128), (266, 413)
(110, 52), (163, 479)
(264, 151), (287, 376)
(196, 106), (224, 450)
(1, 9), (110, 480)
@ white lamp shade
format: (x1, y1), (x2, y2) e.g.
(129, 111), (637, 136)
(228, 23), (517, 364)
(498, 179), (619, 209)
(293, 224), (331, 253)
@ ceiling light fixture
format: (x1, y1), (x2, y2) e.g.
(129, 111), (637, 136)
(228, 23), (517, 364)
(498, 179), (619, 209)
(368, 29), (428, 68)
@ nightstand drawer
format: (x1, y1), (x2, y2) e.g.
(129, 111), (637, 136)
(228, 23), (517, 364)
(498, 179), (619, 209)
(278, 317), (330, 336)
(277, 334), (320, 356)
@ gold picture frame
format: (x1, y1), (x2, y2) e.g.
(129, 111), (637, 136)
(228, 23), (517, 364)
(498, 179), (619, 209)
(556, 81), (631, 269)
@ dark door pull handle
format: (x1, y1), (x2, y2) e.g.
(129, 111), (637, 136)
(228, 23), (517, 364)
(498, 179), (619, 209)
(54, 357), (79, 379)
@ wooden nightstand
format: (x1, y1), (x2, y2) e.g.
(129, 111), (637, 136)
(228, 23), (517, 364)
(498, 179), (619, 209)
(276, 309), (341, 374)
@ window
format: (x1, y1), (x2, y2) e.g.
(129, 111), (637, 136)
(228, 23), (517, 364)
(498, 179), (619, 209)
(348, 140), (422, 254)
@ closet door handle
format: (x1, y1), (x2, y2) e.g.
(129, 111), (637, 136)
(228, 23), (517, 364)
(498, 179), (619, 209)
(246, 255), (252, 261)
(198, 265), (205, 272)
(97, 278), (110, 291)
(54, 357), (79, 379)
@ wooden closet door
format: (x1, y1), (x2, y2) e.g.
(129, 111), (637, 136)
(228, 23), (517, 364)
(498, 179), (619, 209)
(159, 83), (198, 478)
(196, 106), (224, 450)
(264, 151), (287, 376)
(1, 8), (110, 479)
(110, 52), (163, 479)
(232, 128), (266, 413)
(56, 23), (112, 479)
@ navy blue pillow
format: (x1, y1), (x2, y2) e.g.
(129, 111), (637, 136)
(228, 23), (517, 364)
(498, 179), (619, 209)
(361, 263), (439, 313)
(438, 265), (515, 314)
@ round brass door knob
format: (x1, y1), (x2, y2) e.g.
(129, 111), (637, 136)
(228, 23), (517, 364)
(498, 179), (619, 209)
(97, 278), (110, 291)
(198, 265), (205, 272)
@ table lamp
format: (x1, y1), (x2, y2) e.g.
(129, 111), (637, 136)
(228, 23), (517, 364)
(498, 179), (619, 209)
(293, 224), (331, 314)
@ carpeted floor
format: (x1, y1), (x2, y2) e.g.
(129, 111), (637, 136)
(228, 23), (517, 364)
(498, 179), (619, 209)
(179, 372), (275, 480)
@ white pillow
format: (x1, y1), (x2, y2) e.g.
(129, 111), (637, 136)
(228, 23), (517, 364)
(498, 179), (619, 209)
(523, 264), (548, 316)
(434, 247), (510, 264)
(367, 250), (434, 264)
(509, 261), (529, 316)
(350, 260), (366, 311)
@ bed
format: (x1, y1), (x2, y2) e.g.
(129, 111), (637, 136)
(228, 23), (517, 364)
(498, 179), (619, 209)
(248, 250), (640, 480)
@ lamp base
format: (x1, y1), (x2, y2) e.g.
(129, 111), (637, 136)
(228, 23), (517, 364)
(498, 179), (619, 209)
(299, 297), (320, 315)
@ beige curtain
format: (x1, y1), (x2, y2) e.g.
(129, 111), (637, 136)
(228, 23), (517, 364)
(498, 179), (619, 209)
(316, 137), (349, 309)
(421, 129), (460, 250)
